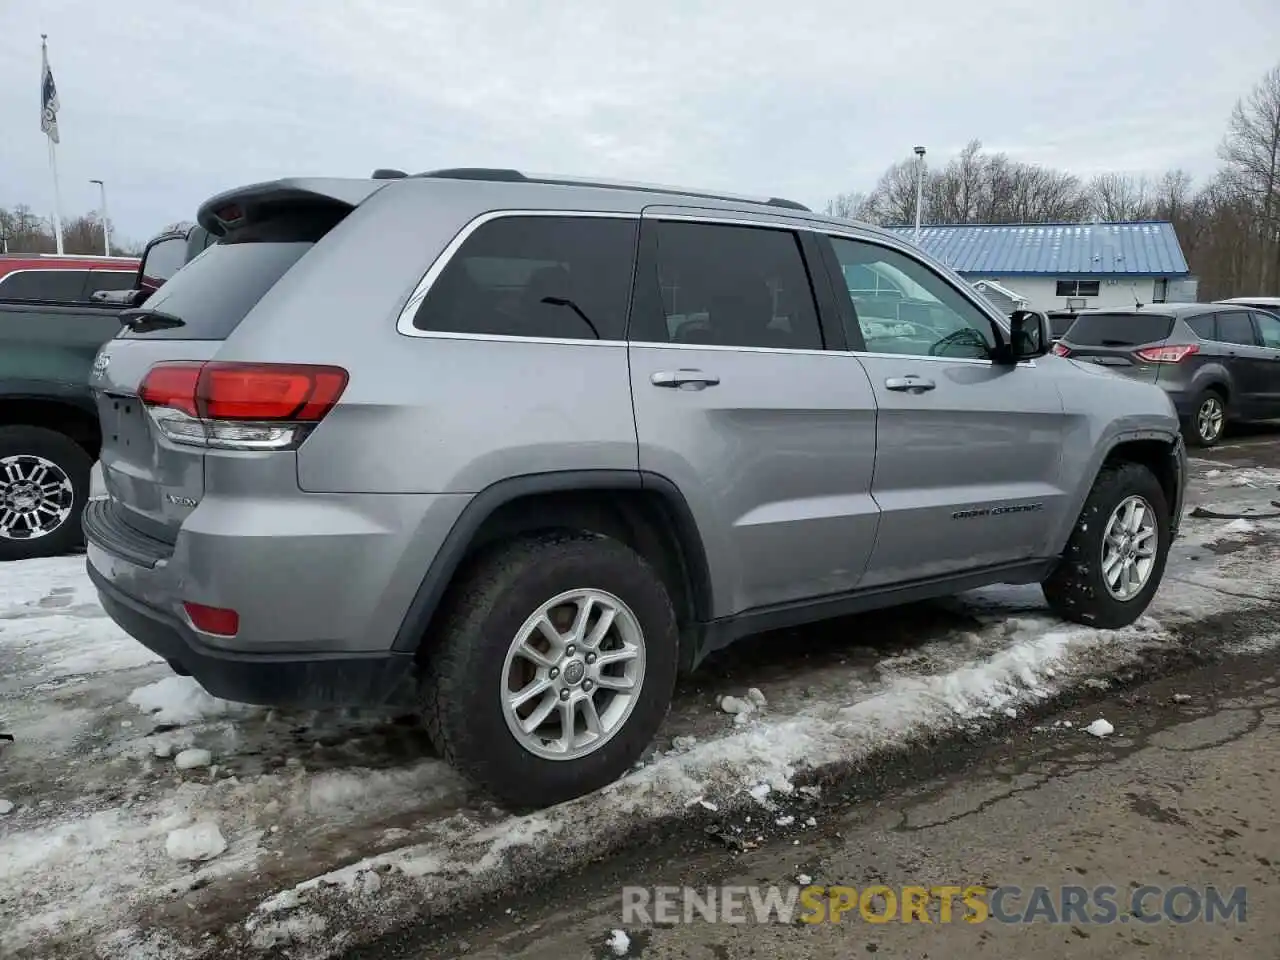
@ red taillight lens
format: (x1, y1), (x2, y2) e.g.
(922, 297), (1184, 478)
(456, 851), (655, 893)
(138, 361), (349, 450)
(1135, 343), (1199, 363)
(183, 601), (239, 637)
(199, 364), (349, 421)
(138, 362), (202, 417)
(1051, 342), (1071, 357)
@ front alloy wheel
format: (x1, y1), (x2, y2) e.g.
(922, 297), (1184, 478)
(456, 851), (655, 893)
(1100, 494), (1158, 601)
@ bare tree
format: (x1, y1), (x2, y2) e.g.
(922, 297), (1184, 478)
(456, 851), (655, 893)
(1219, 63), (1280, 289)
(0, 205), (141, 256)
(823, 192), (873, 220)
(1088, 173), (1155, 221)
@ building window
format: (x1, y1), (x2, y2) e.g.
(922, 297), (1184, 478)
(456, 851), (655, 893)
(1055, 280), (1101, 298)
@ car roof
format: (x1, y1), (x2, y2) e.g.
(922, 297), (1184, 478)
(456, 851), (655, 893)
(1069, 302), (1241, 319)
(195, 167), (901, 241)
(1217, 296), (1280, 307)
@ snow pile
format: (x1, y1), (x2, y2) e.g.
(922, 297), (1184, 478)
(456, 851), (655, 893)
(166, 822), (227, 862)
(606, 929), (631, 956)
(1085, 718), (1115, 737)
(128, 675), (253, 726)
(174, 748), (213, 770)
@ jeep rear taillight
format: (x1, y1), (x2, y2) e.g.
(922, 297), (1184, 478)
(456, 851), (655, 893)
(1051, 342), (1071, 357)
(1134, 344), (1199, 364)
(139, 361), (348, 450)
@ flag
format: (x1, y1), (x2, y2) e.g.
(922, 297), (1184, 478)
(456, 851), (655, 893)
(41, 38), (60, 144)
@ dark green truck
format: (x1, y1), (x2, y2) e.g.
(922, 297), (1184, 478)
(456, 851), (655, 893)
(0, 225), (214, 561)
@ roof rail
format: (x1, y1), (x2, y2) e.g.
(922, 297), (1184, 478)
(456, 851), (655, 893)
(414, 167), (811, 212)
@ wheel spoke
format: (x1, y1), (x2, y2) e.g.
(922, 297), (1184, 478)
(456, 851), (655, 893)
(519, 690), (559, 734)
(556, 698), (577, 752)
(509, 676), (553, 711)
(595, 646), (639, 669)
(568, 595), (595, 643)
(594, 673), (635, 692)
(582, 606), (617, 650)
(581, 695), (604, 737)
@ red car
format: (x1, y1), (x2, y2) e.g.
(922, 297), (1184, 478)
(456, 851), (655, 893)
(0, 253), (141, 303)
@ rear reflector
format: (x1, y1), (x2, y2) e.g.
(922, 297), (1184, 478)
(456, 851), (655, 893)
(183, 601), (240, 637)
(1135, 343), (1199, 363)
(139, 361), (348, 450)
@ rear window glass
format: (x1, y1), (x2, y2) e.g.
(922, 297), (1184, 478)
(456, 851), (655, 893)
(117, 208), (344, 340)
(1063, 313), (1174, 346)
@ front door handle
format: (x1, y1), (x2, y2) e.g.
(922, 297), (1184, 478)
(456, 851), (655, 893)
(885, 375), (936, 393)
(651, 369), (720, 389)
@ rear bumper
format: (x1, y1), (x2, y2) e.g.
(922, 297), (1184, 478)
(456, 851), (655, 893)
(87, 556), (414, 707)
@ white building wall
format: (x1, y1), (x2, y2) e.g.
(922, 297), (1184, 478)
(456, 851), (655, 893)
(963, 276), (1161, 313)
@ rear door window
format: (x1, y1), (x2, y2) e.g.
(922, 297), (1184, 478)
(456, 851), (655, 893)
(412, 215), (638, 341)
(0, 269), (89, 301)
(1217, 311), (1258, 347)
(629, 221), (823, 350)
(1063, 313), (1174, 346)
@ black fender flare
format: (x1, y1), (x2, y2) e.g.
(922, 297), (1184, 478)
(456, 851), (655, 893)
(390, 469), (713, 653)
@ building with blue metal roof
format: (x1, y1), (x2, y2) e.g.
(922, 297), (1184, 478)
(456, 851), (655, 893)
(885, 221), (1197, 312)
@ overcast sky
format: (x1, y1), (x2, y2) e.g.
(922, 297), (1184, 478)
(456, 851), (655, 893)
(3, 0), (1278, 245)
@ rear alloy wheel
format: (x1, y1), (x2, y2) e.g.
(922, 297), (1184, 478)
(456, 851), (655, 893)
(0, 426), (92, 562)
(421, 532), (678, 808)
(1188, 391), (1226, 447)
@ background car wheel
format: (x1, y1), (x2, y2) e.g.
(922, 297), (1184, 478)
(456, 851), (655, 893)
(1042, 461), (1171, 629)
(1185, 389), (1227, 447)
(421, 532), (678, 808)
(0, 426), (91, 562)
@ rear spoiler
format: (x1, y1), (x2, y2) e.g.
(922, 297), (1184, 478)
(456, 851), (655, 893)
(196, 178), (392, 237)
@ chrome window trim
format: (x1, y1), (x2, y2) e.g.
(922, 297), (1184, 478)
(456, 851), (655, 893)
(393, 206), (1026, 366)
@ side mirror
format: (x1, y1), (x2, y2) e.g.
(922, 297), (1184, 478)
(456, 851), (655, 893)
(1006, 309), (1051, 362)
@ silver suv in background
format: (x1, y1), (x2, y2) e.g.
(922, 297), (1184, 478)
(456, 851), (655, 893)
(84, 169), (1186, 807)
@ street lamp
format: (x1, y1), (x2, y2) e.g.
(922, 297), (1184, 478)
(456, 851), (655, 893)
(89, 179), (110, 256)
(913, 146), (926, 243)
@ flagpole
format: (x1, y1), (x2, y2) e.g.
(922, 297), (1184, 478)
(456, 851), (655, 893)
(47, 135), (64, 255)
(41, 34), (64, 255)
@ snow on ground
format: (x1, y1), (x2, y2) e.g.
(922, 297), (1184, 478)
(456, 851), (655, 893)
(3, 459), (1280, 958)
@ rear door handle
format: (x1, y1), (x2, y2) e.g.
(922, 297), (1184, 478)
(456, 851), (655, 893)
(651, 369), (720, 389)
(885, 375), (936, 393)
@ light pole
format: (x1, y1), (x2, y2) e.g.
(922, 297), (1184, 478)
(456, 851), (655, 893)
(89, 179), (110, 256)
(913, 146), (927, 243)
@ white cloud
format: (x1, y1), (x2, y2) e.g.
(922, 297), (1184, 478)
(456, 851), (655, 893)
(1, 0), (1276, 243)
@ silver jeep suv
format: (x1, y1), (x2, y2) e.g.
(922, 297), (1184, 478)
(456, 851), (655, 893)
(84, 168), (1186, 807)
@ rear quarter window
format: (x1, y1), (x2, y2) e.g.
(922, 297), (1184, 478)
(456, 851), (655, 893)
(412, 215), (638, 341)
(1063, 313), (1175, 346)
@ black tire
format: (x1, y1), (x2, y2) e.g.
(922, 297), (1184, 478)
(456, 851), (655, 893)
(421, 532), (678, 808)
(1042, 462), (1171, 629)
(1184, 388), (1227, 448)
(0, 426), (92, 563)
